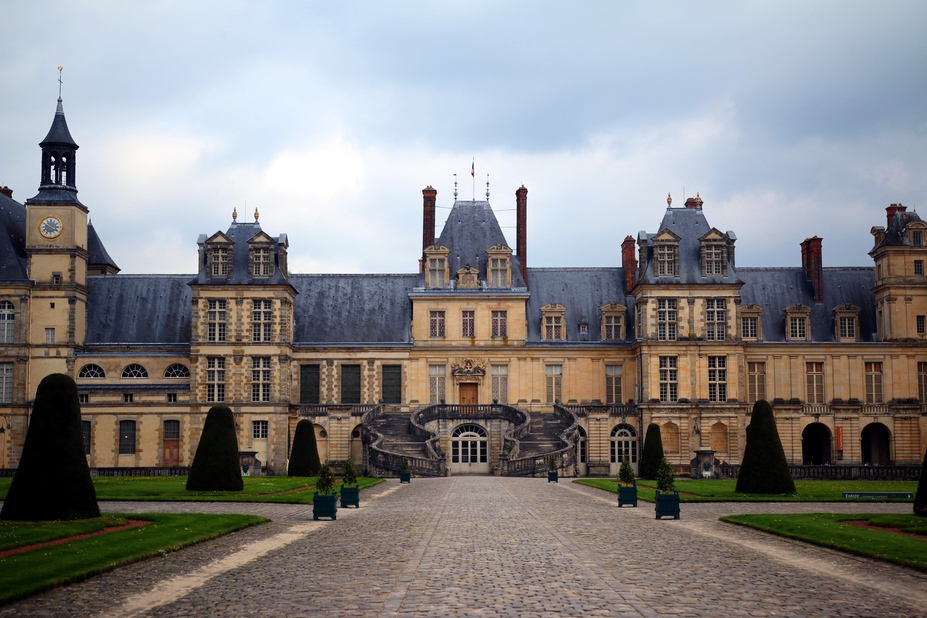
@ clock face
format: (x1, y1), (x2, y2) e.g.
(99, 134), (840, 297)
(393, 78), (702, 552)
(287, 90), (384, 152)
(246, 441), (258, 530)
(40, 216), (62, 239)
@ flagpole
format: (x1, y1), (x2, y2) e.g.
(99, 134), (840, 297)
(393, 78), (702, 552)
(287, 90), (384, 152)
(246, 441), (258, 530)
(471, 157), (475, 201)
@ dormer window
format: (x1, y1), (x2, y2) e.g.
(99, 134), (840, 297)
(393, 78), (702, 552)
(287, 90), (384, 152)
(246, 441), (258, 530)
(424, 245), (450, 289)
(251, 246), (274, 277)
(541, 303), (566, 341)
(600, 303), (627, 341)
(785, 304), (812, 341)
(210, 245), (232, 277)
(486, 245), (513, 288)
(701, 242), (727, 276)
(914, 231), (923, 246)
(740, 304), (763, 340)
(655, 241), (678, 276)
(834, 303), (860, 342)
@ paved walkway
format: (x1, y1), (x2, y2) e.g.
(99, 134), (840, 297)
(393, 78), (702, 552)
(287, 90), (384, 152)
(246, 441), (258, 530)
(2, 478), (925, 617)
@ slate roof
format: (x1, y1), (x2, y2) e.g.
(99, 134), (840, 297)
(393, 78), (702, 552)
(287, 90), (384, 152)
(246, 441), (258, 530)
(40, 98), (78, 147)
(638, 206), (741, 286)
(435, 200), (527, 288)
(871, 209), (923, 251)
(525, 268), (633, 343)
(191, 221), (291, 286)
(88, 222), (119, 272)
(291, 274), (420, 344)
(86, 275), (193, 344)
(739, 267), (876, 342)
(0, 192), (29, 282)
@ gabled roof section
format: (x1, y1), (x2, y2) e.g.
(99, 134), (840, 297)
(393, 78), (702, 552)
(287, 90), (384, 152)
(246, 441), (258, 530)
(86, 275), (193, 343)
(291, 274), (420, 344)
(0, 192), (29, 283)
(87, 221), (119, 273)
(248, 230), (276, 245)
(191, 221), (292, 286)
(871, 208), (923, 252)
(40, 98), (78, 147)
(435, 200), (527, 288)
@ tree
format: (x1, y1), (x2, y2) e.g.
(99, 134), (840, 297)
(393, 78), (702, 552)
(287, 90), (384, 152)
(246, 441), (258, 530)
(288, 419), (322, 477)
(638, 423), (664, 479)
(186, 405), (243, 491)
(656, 457), (676, 493)
(736, 400), (796, 494)
(915, 447), (927, 517)
(618, 458), (636, 486)
(1, 373), (99, 521)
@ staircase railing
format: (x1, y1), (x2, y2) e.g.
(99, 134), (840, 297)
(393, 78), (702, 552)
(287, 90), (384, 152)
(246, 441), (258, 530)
(501, 404), (581, 476)
(413, 403), (531, 470)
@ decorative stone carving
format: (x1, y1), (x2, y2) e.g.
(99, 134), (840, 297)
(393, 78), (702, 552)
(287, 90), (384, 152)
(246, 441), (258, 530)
(451, 358), (487, 384)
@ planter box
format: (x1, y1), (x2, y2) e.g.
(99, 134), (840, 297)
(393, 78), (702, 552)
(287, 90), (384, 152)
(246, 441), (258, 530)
(548, 470), (558, 483)
(313, 493), (338, 520)
(400, 470), (411, 483)
(340, 485), (360, 508)
(654, 490), (680, 520)
(618, 485), (638, 507)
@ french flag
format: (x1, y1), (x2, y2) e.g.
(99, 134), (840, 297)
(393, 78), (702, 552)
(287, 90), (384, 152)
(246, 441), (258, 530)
(471, 159), (475, 177)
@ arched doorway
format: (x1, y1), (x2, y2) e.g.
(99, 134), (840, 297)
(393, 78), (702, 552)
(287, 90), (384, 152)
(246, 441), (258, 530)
(575, 426), (587, 477)
(802, 422), (831, 465)
(314, 424), (329, 464)
(610, 423), (638, 476)
(450, 423), (489, 474)
(350, 424), (364, 468)
(861, 423), (891, 465)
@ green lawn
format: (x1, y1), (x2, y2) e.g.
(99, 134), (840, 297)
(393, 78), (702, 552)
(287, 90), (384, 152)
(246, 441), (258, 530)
(0, 476), (384, 504)
(574, 478), (918, 502)
(0, 513), (265, 605)
(721, 513), (927, 572)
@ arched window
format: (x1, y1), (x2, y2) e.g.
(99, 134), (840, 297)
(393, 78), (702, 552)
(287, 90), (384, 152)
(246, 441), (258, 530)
(610, 423), (638, 463)
(78, 364), (106, 379)
(451, 424), (488, 468)
(164, 363), (190, 378)
(122, 364), (148, 379)
(0, 301), (14, 344)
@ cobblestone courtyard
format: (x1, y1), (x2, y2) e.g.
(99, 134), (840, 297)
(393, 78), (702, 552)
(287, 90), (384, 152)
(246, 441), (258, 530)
(2, 477), (925, 617)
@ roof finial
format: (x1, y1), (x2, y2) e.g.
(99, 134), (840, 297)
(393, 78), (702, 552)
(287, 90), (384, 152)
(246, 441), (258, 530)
(667, 192), (672, 207)
(453, 173), (458, 200)
(232, 207), (238, 221)
(485, 173), (490, 200)
(254, 207), (260, 222)
(57, 66), (63, 100)
(696, 192), (703, 208)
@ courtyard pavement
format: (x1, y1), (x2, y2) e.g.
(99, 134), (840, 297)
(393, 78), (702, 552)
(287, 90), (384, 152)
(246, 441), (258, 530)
(1, 477), (925, 617)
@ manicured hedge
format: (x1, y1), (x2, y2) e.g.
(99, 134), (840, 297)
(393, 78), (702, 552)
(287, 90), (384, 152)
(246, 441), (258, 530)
(288, 419), (322, 477)
(186, 406), (243, 491)
(736, 400), (795, 494)
(639, 423), (664, 480)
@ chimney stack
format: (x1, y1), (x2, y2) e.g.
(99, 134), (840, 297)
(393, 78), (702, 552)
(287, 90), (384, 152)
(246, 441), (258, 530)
(800, 236), (824, 304)
(621, 236), (637, 293)
(421, 186), (437, 272)
(0, 186), (11, 199)
(886, 203), (906, 228)
(516, 185), (528, 283)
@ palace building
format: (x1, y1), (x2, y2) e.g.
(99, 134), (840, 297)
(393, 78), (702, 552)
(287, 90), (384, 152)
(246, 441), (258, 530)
(0, 96), (924, 476)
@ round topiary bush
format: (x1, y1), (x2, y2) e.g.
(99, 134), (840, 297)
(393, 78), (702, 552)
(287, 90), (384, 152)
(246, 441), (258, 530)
(639, 423), (664, 480)
(186, 405), (243, 491)
(1, 373), (99, 521)
(735, 400), (796, 494)
(288, 419), (322, 477)
(914, 448), (927, 517)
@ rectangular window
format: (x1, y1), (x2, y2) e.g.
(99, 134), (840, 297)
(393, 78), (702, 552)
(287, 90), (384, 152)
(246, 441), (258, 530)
(864, 361), (883, 404)
(207, 357), (226, 402)
(490, 258), (507, 287)
(45, 327), (55, 344)
(164, 419), (180, 440)
(79, 393), (89, 404)
(839, 316), (856, 339)
(461, 310), (475, 338)
(657, 299), (677, 341)
(604, 315), (621, 340)
(123, 393), (134, 403)
(747, 362), (766, 403)
(167, 393), (177, 403)
(428, 258), (445, 288)
(430, 311), (445, 338)
(790, 317), (807, 340)
(492, 310), (507, 338)
(919, 362), (927, 402)
(605, 365), (622, 404)
(207, 300), (227, 342)
(211, 247), (231, 277)
(119, 420), (136, 455)
(656, 243), (677, 276)
(544, 315), (563, 340)
(706, 299), (726, 341)
(82, 420), (91, 455)
(0, 303), (14, 344)
(382, 365), (402, 404)
(659, 356), (678, 402)
(251, 247), (273, 277)
(341, 364), (361, 404)
(545, 365), (562, 404)
(919, 315), (926, 335)
(914, 231), (923, 246)
(0, 362), (12, 403)
(806, 362), (824, 404)
(429, 365), (446, 404)
(300, 364), (320, 404)
(252, 357), (272, 403)
(491, 365), (508, 403)
(252, 420), (269, 439)
(742, 316), (758, 339)
(702, 243), (725, 275)
(916, 260), (924, 276)
(708, 356), (727, 402)
(252, 299), (273, 342)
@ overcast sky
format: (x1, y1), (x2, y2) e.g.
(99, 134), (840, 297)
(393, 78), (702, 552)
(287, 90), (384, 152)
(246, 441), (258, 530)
(2, 1), (925, 275)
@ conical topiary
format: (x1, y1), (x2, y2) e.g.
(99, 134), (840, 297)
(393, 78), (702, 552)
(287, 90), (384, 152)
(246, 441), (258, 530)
(914, 447), (927, 517)
(735, 400), (796, 494)
(288, 419), (322, 476)
(1, 373), (99, 521)
(638, 423), (664, 479)
(186, 405), (243, 491)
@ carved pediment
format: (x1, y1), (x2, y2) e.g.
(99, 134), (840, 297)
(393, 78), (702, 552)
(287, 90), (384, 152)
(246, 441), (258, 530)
(601, 302), (627, 314)
(486, 244), (512, 255)
(451, 358), (487, 384)
(205, 231), (233, 245)
(653, 229), (680, 243)
(248, 231), (276, 245)
(457, 265), (480, 289)
(699, 228), (728, 242)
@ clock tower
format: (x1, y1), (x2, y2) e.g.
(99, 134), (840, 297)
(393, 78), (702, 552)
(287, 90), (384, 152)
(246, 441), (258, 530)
(24, 94), (90, 380)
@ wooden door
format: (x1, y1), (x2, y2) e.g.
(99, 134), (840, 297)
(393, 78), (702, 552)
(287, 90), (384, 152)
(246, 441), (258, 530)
(459, 383), (478, 405)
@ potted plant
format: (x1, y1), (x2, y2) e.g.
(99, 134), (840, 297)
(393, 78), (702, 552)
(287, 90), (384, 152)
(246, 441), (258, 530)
(399, 457), (411, 483)
(313, 462), (338, 520)
(654, 456), (680, 519)
(547, 455), (558, 483)
(340, 458), (360, 508)
(617, 458), (638, 507)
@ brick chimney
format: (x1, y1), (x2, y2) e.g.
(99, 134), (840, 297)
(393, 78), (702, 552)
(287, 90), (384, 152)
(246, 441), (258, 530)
(621, 235), (637, 292)
(800, 236), (824, 304)
(516, 185), (528, 283)
(0, 186), (11, 198)
(421, 186), (437, 272)
(886, 203), (906, 228)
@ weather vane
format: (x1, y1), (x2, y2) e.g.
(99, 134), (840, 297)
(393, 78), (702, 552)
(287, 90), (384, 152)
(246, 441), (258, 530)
(57, 66), (63, 98)
(485, 173), (490, 200)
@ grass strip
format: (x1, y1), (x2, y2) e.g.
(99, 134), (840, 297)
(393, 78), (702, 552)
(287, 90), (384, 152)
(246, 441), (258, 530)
(0, 512), (266, 606)
(574, 478), (917, 502)
(721, 512), (927, 573)
(0, 516), (131, 552)
(0, 476), (384, 503)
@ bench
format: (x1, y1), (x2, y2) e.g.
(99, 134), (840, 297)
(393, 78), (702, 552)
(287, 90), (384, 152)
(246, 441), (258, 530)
(842, 491), (913, 499)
